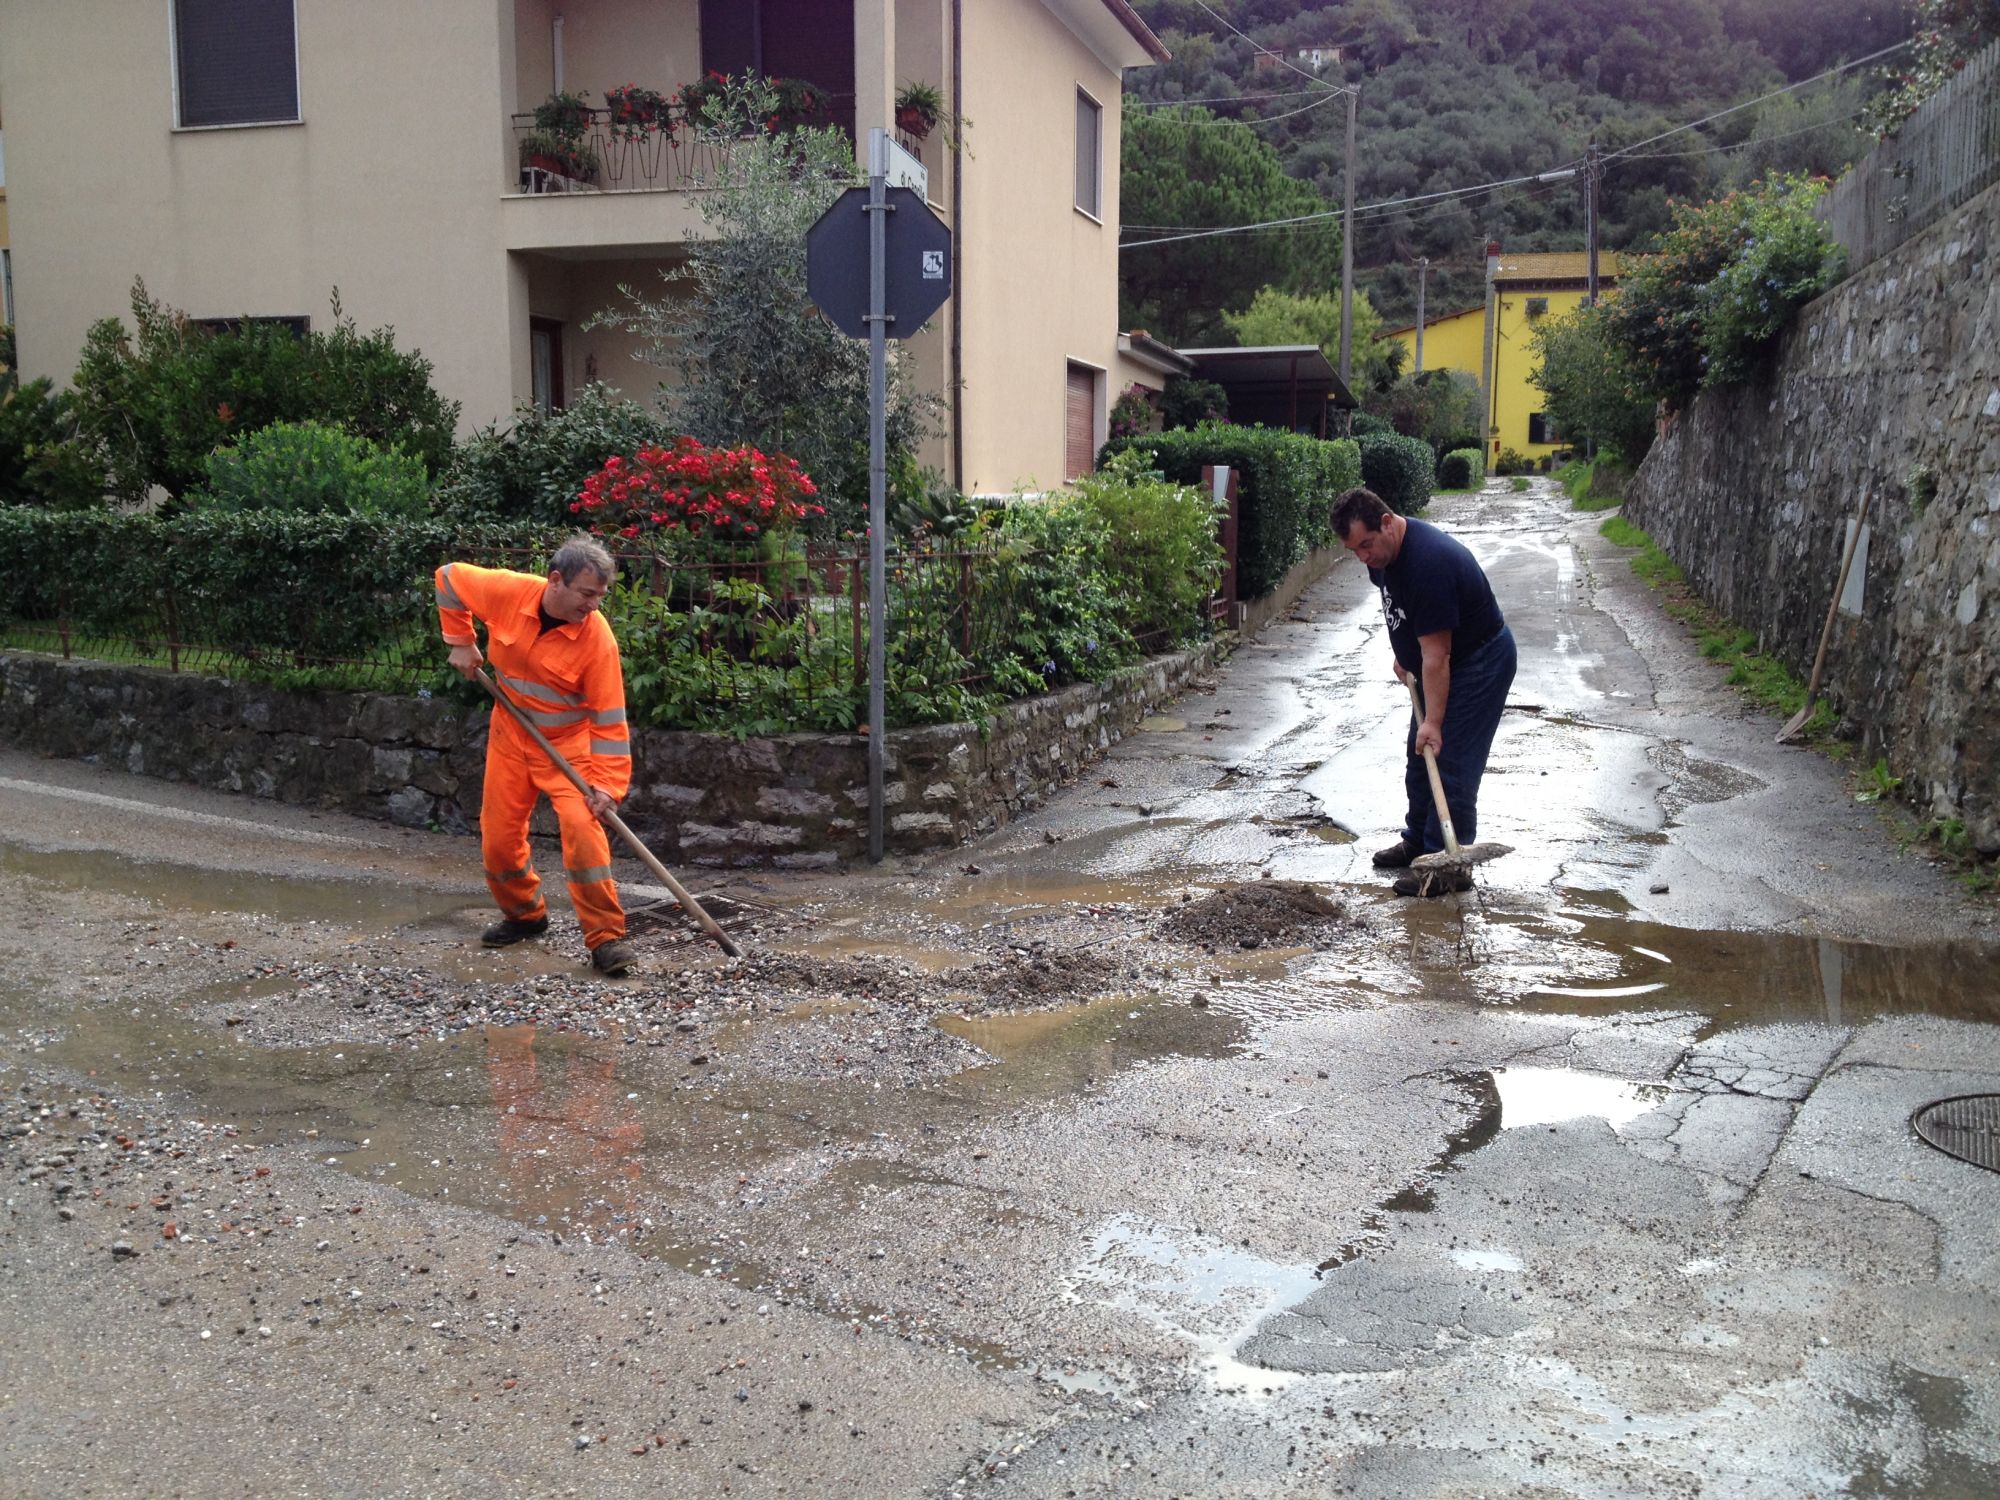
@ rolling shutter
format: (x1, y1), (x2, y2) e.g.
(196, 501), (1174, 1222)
(175, 0), (299, 127)
(1065, 365), (1096, 480)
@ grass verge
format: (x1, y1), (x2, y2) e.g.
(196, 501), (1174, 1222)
(1556, 457), (1631, 512)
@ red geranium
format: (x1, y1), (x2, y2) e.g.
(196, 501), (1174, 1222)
(571, 437), (823, 546)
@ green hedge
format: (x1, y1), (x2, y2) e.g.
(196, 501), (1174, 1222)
(1357, 431), (1436, 515)
(1100, 424), (1361, 600)
(1437, 447), (1485, 489)
(0, 509), (544, 669)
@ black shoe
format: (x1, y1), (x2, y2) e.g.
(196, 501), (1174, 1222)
(481, 914), (549, 948)
(1371, 837), (1423, 869)
(1392, 868), (1475, 897)
(590, 939), (636, 976)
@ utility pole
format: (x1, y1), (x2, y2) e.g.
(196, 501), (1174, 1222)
(1585, 141), (1601, 306)
(1338, 84), (1357, 385)
(1413, 256), (1429, 374)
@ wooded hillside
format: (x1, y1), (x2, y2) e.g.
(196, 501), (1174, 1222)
(1121, 0), (1909, 337)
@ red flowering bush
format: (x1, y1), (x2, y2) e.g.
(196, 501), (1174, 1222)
(571, 438), (823, 547)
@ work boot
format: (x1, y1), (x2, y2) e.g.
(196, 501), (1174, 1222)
(590, 939), (636, 976)
(1392, 868), (1475, 897)
(1371, 836), (1423, 868)
(481, 914), (549, 947)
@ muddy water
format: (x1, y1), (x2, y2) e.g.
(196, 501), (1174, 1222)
(0, 840), (467, 927)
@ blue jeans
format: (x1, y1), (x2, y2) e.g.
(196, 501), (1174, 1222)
(1403, 625), (1516, 852)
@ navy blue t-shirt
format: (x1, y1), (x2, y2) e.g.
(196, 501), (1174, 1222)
(1368, 517), (1505, 675)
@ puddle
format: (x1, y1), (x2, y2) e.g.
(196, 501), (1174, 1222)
(1138, 717), (1187, 733)
(1451, 1248), (1523, 1273)
(0, 840), (466, 927)
(1493, 1066), (1669, 1131)
(1065, 1213), (1320, 1396)
(1463, 907), (2000, 1032)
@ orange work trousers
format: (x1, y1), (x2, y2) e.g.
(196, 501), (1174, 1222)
(480, 738), (626, 951)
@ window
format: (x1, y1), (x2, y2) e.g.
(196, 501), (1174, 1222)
(530, 319), (565, 415)
(1525, 296), (1549, 318)
(1074, 89), (1101, 218)
(174, 0), (299, 128)
(1065, 363), (1098, 480)
(1528, 411), (1555, 445)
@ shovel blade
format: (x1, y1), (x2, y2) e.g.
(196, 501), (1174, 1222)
(1410, 841), (1513, 871)
(1775, 706), (1813, 744)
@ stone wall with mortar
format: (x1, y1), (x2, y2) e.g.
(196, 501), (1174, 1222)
(0, 643), (1217, 867)
(1625, 179), (2000, 853)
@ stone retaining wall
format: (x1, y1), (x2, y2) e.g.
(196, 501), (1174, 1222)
(1625, 179), (2000, 853)
(0, 643), (1210, 865)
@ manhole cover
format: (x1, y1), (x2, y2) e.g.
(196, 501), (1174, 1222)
(1912, 1094), (2000, 1172)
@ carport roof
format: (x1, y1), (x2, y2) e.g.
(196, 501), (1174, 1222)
(1175, 345), (1358, 409)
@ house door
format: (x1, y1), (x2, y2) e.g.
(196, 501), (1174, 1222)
(530, 318), (565, 415)
(1065, 363), (1097, 480)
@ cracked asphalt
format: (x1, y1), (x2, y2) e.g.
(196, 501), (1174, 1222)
(3, 477), (1998, 1497)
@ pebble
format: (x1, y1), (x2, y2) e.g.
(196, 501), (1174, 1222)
(110, 1239), (138, 1259)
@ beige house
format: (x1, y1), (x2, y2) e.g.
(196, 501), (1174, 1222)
(0, 0), (1166, 494)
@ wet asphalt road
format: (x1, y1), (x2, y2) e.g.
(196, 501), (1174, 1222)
(3, 478), (1998, 1498)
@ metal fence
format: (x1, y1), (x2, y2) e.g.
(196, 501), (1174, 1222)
(1816, 41), (2000, 273)
(1, 541), (1036, 728)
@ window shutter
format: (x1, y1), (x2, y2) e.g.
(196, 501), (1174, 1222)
(1074, 92), (1100, 216)
(176, 0), (298, 127)
(1065, 365), (1096, 480)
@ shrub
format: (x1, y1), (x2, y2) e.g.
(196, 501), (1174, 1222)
(437, 384), (677, 526)
(1070, 449), (1224, 645)
(1437, 447), (1485, 490)
(1362, 370), (1481, 457)
(569, 437), (824, 548)
(68, 282), (459, 502)
(191, 421), (430, 518)
(1357, 431), (1435, 515)
(1493, 446), (1532, 475)
(1159, 376), (1227, 430)
(1604, 176), (1842, 410)
(0, 507), (539, 666)
(983, 495), (1134, 697)
(1349, 411), (1394, 439)
(1101, 423), (1361, 599)
(1108, 383), (1156, 442)
(0, 329), (107, 508)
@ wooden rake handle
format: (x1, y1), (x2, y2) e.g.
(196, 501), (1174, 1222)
(1406, 676), (1462, 859)
(473, 668), (742, 959)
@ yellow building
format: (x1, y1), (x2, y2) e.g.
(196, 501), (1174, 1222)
(1388, 249), (1621, 465)
(0, 0), (1166, 493)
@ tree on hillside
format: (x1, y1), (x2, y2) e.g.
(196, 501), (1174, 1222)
(1220, 285), (1405, 393)
(1120, 107), (1342, 345)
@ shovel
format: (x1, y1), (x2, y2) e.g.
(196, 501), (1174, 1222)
(473, 668), (743, 959)
(1777, 489), (1872, 745)
(1404, 677), (1512, 888)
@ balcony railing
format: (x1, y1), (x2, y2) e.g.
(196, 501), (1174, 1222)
(511, 95), (859, 195)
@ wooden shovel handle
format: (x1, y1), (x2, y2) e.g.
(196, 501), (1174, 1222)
(1406, 677), (1462, 859)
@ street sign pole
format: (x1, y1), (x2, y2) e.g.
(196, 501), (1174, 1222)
(865, 130), (892, 863)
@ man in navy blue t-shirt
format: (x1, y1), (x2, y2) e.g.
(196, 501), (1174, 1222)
(1333, 487), (1517, 895)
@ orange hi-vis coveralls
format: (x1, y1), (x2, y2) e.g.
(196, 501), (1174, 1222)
(435, 563), (632, 951)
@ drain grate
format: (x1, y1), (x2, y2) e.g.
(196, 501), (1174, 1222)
(1912, 1094), (2000, 1172)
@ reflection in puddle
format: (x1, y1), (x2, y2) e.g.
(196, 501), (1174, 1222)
(1463, 906), (2000, 1032)
(1451, 1248), (1524, 1273)
(1066, 1214), (1320, 1396)
(1495, 1066), (1668, 1131)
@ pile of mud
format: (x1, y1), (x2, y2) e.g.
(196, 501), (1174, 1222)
(1153, 881), (1352, 950)
(945, 946), (1150, 1013)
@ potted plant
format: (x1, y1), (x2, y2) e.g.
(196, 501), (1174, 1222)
(521, 90), (599, 183)
(603, 83), (673, 141)
(894, 81), (945, 139)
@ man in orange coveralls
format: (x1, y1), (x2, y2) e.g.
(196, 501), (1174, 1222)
(436, 535), (635, 976)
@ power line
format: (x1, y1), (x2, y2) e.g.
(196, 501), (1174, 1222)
(1613, 106), (1871, 160)
(1127, 87), (1329, 108)
(1191, 0), (1357, 99)
(1600, 40), (1910, 162)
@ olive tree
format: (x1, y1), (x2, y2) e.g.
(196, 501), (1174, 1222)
(591, 76), (937, 537)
